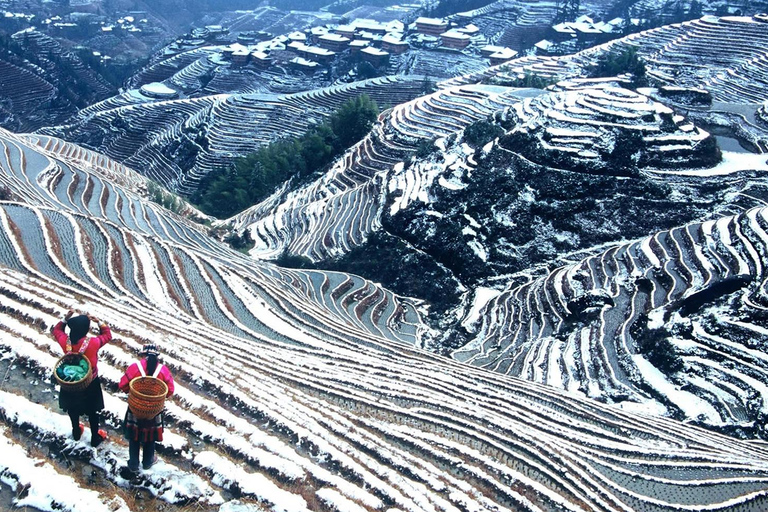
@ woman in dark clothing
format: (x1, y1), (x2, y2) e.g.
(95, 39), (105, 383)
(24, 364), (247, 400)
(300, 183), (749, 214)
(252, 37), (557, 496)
(119, 343), (175, 473)
(52, 310), (112, 447)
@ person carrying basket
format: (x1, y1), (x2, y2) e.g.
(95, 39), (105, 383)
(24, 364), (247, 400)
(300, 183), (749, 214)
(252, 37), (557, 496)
(119, 343), (175, 474)
(52, 309), (112, 447)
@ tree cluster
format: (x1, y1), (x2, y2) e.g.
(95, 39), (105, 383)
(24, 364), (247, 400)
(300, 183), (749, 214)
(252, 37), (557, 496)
(587, 46), (647, 86)
(462, 118), (505, 148)
(482, 72), (557, 89)
(147, 180), (184, 214)
(193, 94), (379, 219)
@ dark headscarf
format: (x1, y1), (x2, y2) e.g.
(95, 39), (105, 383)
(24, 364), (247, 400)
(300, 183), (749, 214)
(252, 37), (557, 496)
(66, 314), (90, 344)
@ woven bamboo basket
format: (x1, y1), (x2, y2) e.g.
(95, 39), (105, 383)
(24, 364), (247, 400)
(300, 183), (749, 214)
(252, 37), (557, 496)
(53, 353), (93, 393)
(128, 376), (168, 420)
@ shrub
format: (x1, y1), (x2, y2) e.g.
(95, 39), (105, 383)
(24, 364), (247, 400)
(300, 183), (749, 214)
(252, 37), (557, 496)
(414, 138), (437, 160)
(225, 229), (255, 252)
(274, 250), (315, 269)
(463, 119), (504, 148)
(633, 315), (684, 374)
(587, 46), (647, 86)
(147, 180), (184, 214)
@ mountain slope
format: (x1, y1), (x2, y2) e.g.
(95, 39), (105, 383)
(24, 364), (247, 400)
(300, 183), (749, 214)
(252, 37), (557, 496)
(39, 76), (427, 195)
(454, 205), (768, 435)
(1, 126), (768, 510)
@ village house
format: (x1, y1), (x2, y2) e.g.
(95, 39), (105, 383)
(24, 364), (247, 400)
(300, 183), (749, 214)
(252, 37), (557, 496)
(534, 39), (555, 55)
(481, 45), (506, 57)
(286, 42), (335, 64)
(309, 26), (329, 44)
(333, 24), (356, 39)
(456, 24), (480, 36)
(349, 39), (370, 56)
(414, 17), (448, 36)
(381, 34), (409, 54)
(353, 19), (388, 35)
(222, 43), (250, 61)
(318, 33), (351, 52)
(250, 50), (271, 69)
(489, 47), (518, 65)
(361, 46), (390, 68)
(550, 15), (621, 47)
(287, 31), (307, 42)
(304, 45), (336, 64)
(440, 29), (471, 50)
(231, 47), (251, 65)
(290, 57), (320, 73)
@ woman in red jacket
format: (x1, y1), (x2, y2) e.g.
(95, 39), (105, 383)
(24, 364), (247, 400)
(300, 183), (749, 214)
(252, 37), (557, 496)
(119, 343), (175, 473)
(52, 310), (112, 447)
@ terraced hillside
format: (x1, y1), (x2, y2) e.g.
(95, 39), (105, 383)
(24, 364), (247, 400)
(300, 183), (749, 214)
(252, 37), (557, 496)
(453, 0), (558, 51)
(212, 21), (768, 439)
(231, 83), (535, 261)
(454, 205), (768, 434)
(224, 15), (768, 313)
(502, 81), (720, 172)
(39, 15), (768, 202)
(0, 29), (116, 132)
(444, 14), (768, 107)
(215, 70), (768, 439)
(232, 78), (729, 268)
(40, 75), (427, 195)
(2, 127), (768, 511)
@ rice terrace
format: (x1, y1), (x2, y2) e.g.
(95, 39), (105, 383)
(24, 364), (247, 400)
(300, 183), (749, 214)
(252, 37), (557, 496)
(1, 0), (768, 511)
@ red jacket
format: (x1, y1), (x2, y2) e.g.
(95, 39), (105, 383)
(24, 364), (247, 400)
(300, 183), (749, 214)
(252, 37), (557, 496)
(53, 321), (111, 377)
(119, 359), (175, 397)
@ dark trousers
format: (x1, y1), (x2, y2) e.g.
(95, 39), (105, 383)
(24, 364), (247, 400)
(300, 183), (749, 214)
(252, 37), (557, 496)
(128, 439), (156, 471)
(68, 409), (99, 438)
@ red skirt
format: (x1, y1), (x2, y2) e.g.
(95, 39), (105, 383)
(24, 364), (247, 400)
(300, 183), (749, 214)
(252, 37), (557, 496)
(122, 407), (164, 442)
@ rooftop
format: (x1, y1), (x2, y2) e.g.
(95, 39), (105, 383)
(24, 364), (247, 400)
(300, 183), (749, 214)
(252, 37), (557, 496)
(305, 46), (336, 57)
(489, 48), (518, 60)
(319, 33), (351, 43)
(382, 34), (407, 45)
(415, 17), (447, 26)
(290, 57), (319, 68)
(441, 30), (471, 40)
(361, 47), (389, 57)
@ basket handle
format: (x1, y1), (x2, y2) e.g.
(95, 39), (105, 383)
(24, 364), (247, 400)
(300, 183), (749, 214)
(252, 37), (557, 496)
(65, 337), (90, 354)
(136, 361), (164, 378)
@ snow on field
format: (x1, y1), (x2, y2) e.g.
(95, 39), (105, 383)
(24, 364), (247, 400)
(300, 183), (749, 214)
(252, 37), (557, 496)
(632, 354), (723, 424)
(0, 59), (767, 511)
(0, 427), (131, 512)
(651, 150), (768, 176)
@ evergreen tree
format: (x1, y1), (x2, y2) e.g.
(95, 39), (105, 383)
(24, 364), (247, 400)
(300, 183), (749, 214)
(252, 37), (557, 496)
(330, 95), (379, 151)
(587, 46), (647, 86)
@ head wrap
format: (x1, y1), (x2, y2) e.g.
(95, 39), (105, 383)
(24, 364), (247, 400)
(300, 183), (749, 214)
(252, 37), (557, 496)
(66, 315), (90, 344)
(141, 343), (160, 356)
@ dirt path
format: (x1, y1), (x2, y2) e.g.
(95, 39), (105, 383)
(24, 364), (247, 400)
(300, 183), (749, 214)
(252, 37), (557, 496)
(0, 354), (233, 512)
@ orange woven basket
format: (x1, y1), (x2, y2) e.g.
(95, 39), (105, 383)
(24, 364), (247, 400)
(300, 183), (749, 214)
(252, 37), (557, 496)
(53, 353), (93, 393)
(128, 376), (168, 420)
